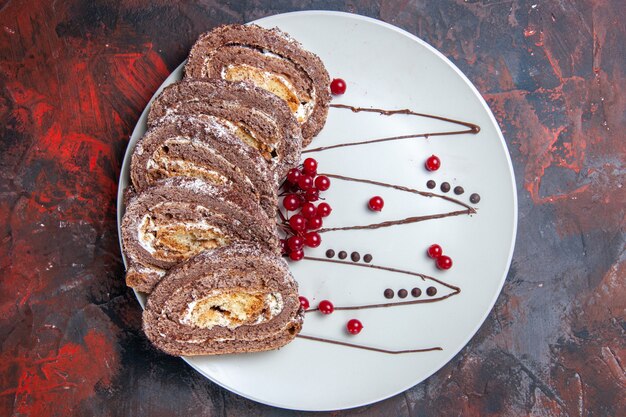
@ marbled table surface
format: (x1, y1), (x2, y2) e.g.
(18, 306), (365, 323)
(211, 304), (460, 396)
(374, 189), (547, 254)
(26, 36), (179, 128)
(1, 1), (624, 416)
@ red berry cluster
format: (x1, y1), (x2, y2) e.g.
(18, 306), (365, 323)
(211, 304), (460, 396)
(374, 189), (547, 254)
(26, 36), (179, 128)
(427, 244), (453, 270)
(280, 158), (332, 261)
(298, 296), (364, 335)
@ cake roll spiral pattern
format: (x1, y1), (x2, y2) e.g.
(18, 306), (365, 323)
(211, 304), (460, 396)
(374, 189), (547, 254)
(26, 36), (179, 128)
(122, 178), (278, 294)
(121, 23), (334, 356)
(147, 79), (302, 181)
(184, 24), (331, 146)
(143, 243), (303, 356)
(131, 115), (277, 217)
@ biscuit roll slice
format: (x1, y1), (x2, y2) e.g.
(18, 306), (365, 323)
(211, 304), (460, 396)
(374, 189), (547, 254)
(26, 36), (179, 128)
(143, 243), (304, 356)
(184, 24), (330, 146)
(121, 178), (278, 293)
(147, 79), (301, 181)
(130, 115), (277, 217)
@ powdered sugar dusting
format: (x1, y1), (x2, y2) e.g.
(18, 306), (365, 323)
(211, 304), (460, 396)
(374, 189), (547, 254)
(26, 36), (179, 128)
(176, 177), (221, 194)
(269, 26), (300, 46)
(134, 263), (166, 278)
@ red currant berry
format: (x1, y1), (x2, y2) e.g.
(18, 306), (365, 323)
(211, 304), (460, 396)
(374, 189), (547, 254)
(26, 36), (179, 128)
(318, 300), (334, 314)
(304, 231), (321, 248)
(314, 175), (331, 191)
(307, 216), (323, 230)
(317, 202), (332, 217)
(330, 78), (347, 95)
(302, 158), (318, 175)
(436, 255), (453, 270)
(368, 196), (384, 211)
(287, 235), (304, 251)
(305, 188), (320, 202)
(346, 319), (363, 335)
(286, 168), (302, 184)
(299, 296), (310, 310)
(427, 244), (443, 259)
(425, 155), (441, 171)
(298, 175), (314, 190)
(300, 202), (317, 219)
(289, 249), (304, 261)
(279, 239), (288, 255)
(282, 194), (301, 211)
(289, 214), (307, 232)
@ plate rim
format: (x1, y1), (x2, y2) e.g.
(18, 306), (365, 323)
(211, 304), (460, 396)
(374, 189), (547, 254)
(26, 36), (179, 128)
(116, 10), (518, 411)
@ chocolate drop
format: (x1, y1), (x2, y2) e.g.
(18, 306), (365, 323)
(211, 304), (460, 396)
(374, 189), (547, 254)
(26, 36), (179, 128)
(338, 251), (347, 259)
(384, 289), (394, 299)
(440, 182), (451, 193)
(470, 193), (481, 204)
(325, 249), (335, 258)
(454, 186), (464, 195)
(411, 287), (422, 297)
(426, 287), (437, 296)
(351, 252), (360, 262)
(363, 254), (373, 263)
(426, 180), (436, 189)
(398, 289), (408, 298)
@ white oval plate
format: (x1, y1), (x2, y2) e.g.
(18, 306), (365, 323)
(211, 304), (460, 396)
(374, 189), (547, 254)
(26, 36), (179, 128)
(117, 11), (517, 411)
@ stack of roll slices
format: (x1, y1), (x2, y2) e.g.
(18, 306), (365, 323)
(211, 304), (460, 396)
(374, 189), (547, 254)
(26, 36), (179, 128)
(121, 24), (331, 356)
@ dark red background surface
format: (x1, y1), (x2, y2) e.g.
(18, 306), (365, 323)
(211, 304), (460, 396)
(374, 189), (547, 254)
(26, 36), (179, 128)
(1, 1), (624, 416)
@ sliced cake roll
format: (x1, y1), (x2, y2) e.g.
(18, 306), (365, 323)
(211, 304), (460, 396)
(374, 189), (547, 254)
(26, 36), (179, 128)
(121, 178), (278, 293)
(130, 115), (277, 217)
(184, 24), (331, 146)
(147, 79), (301, 181)
(143, 242), (304, 356)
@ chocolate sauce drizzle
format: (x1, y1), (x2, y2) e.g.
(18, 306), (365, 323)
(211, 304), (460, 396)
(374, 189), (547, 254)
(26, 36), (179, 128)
(303, 104), (480, 154)
(296, 334), (442, 354)
(324, 174), (474, 209)
(302, 256), (460, 312)
(317, 174), (475, 234)
(292, 104), (482, 355)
